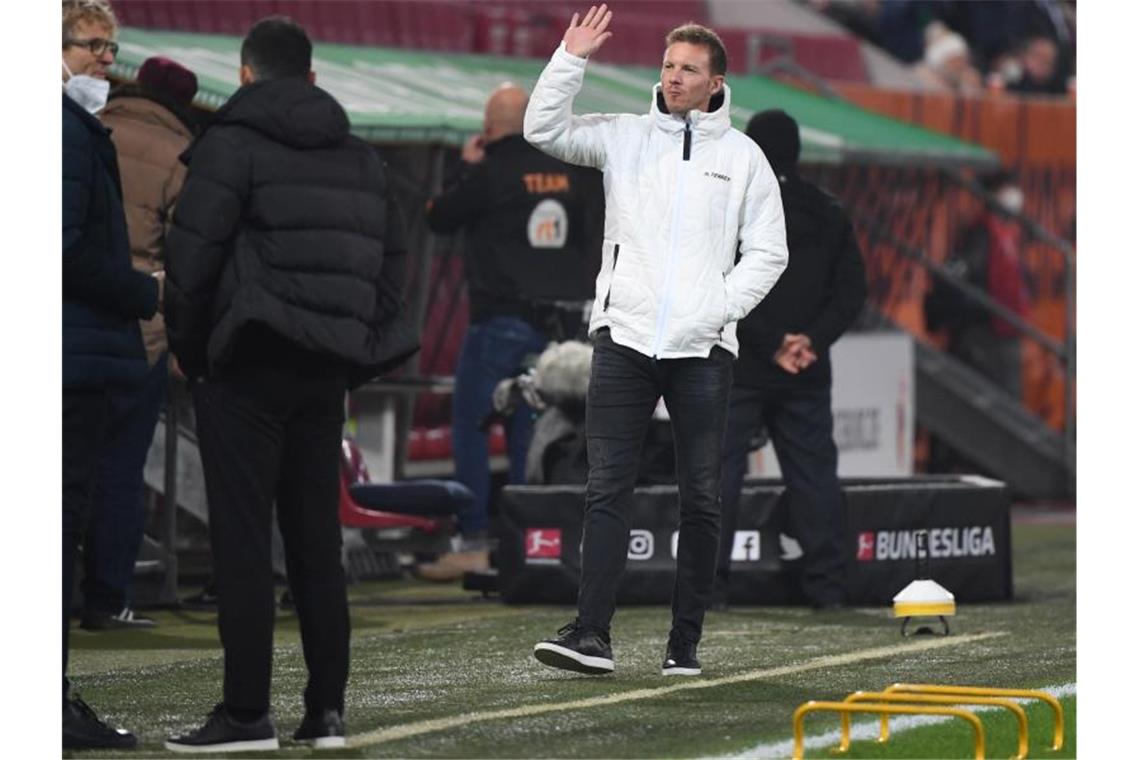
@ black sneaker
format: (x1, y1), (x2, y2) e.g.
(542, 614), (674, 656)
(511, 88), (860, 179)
(165, 704), (279, 753)
(182, 582), (219, 610)
(63, 695), (137, 750)
(533, 621), (614, 674)
(661, 634), (701, 676)
(80, 606), (156, 630)
(293, 709), (345, 749)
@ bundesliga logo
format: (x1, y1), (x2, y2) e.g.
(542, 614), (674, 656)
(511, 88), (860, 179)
(524, 528), (562, 564)
(857, 527), (997, 561)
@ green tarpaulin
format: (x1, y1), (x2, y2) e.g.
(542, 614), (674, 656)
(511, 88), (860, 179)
(111, 27), (997, 167)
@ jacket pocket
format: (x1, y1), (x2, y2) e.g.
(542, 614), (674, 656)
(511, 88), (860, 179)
(602, 243), (620, 312)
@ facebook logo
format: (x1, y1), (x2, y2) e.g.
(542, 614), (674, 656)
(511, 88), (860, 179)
(731, 531), (761, 561)
(668, 530), (761, 562)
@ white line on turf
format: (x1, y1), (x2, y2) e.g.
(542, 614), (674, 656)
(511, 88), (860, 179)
(348, 630), (1007, 748)
(709, 681), (1076, 759)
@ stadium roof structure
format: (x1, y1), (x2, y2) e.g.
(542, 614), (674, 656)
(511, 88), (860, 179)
(111, 27), (997, 168)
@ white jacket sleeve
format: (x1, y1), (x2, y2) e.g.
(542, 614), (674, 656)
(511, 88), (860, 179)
(524, 42), (614, 169)
(724, 151), (789, 323)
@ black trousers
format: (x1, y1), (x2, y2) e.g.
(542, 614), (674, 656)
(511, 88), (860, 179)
(578, 330), (732, 642)
(718, 383), (847, 605)
(63, 388), (109, 701)
(192, 365), (350, 715)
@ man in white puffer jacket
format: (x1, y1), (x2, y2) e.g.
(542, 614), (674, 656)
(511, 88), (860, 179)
(528, 5), (789, 677)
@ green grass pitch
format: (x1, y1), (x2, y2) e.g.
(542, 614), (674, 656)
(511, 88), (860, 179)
(67, 518), (1074, 758)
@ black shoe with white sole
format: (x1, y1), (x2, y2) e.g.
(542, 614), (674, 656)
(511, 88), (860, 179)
(293, 709), (345, 749)
(661, 635), (701, 676)
(533, 621), (614, 675)
(165, 704), (279, 753)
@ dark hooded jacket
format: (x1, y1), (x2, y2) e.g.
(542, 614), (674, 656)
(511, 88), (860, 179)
(63, 93), (159, 391)
(165, 78), (417, 386)
(734, 171), (867, 388)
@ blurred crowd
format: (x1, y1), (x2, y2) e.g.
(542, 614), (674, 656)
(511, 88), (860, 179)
(806, 0), (1076, 95)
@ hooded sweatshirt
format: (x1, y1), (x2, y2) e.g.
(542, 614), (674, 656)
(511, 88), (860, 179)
(165, 78), (416, 384)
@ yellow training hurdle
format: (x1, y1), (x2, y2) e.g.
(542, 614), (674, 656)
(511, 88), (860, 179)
(835, 691), (1028, 760)
(791, 701), (985, 760)
(883, 684), (1064, 751)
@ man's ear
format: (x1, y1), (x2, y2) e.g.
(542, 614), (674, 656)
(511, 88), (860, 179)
(239, 64), (255, 86)
(308, 70), (316, 85)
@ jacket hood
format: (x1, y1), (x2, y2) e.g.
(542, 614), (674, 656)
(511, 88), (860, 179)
(211, 78), (350, 149)
(651, 82), (731, 140)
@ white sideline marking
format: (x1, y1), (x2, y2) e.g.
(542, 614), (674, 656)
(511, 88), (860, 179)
(348, 631), (1007, 748)
(711, 682), (1076, 760)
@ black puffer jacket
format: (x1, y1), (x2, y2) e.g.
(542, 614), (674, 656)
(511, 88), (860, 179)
(165, 78), (417, 385)
(734, 171), (867, 388)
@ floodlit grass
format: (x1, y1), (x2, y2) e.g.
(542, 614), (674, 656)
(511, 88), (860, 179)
(66, 520), (1074, 758)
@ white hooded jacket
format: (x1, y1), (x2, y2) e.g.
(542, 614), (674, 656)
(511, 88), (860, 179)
(524, 42), (789, 359)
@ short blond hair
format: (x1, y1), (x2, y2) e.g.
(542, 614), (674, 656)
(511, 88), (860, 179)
(63, 0), (118, 47)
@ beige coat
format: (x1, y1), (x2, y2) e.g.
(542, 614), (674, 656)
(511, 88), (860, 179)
(101, 93), (193, 366)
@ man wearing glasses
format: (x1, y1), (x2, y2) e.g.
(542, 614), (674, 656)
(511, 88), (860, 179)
(62, 0), (159, 750)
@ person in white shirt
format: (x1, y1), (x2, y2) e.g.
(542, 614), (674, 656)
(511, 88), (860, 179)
(526, 4), (788, 677)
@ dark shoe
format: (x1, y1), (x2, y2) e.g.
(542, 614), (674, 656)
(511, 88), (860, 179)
(80, 606), (156, 631)
(293, 709), (345, 749)
(63, 695), (137, 750)
(533, 621), (614, 675)
(165, 704), (278, 753)
(182, 583), (219, 610)
(811, 597), (847, 612)
(661, 634), (701, 676)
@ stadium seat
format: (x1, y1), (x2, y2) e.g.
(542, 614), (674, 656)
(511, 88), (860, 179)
(338, 438), (470, 534)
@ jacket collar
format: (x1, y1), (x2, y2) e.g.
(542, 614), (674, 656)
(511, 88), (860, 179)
(63, 91), (109, 135)
(102, 93), (195, 140)
(649, 83), (732, 141)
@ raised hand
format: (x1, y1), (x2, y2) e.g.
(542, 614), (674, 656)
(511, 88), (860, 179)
(461, 133), (486, 164)
(563, 4), (614, 59)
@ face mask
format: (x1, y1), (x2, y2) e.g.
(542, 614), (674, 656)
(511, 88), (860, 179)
(996, 186), (1024, 215)
(62, 60), (110, 115)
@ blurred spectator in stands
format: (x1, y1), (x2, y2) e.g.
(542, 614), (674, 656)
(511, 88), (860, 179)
(80, 56), (198, 633)
(62, 0), (160, 749)
(716, 110), (867, 611)
(913, 21), (982, 94)
(163, 16), (417, 752)
(423, 83), (603, 582)
(924, 170), (1029, 399)
(1003, 34), (1066, 95)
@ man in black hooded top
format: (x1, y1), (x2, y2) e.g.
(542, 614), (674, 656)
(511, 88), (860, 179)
(716, 110), (867, 610)
(163, 16), (417, 752)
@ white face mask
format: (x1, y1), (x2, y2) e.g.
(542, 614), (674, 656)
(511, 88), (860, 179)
(996, 186), (1024, 215)
(62, 59), (110, 115)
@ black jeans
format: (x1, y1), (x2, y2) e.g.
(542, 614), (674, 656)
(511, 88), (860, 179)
(578, 329), (733, 642)
(63, 388), (109, 700)
(718, 383), (847, 605)
(192, 365), (350, 715)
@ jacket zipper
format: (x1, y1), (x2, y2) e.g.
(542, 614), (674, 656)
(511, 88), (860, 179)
(651, 120), (692, 357)
(603, 243), (620, 311)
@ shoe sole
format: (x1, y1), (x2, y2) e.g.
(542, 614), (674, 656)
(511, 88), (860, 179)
(661, 666), (702, 676)
(533, 642), (614, 674)
(164, 737), (280, 753)
(296, 736), (347, 749)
